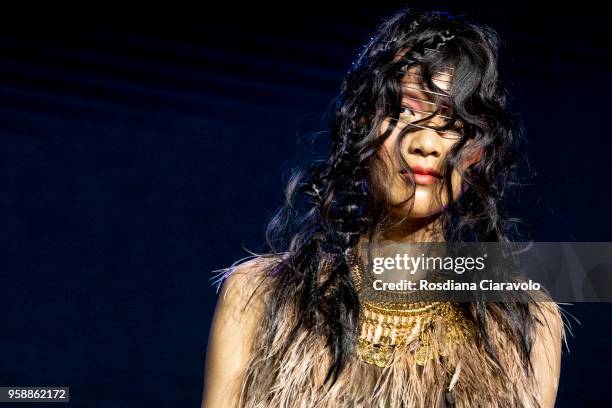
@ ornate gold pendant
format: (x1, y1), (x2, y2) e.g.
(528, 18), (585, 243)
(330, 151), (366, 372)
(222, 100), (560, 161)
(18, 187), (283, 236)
(348, 249), (473, 368)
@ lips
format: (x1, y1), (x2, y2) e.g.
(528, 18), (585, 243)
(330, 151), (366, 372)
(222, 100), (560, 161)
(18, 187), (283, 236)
(400, 165), (442, 185)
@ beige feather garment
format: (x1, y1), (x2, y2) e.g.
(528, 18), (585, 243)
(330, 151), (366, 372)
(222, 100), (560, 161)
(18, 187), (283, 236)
(225, 258), (565, 408)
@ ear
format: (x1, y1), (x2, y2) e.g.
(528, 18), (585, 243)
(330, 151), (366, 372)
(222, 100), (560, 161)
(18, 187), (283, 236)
(466, 148), (483, 167)
(461, 140), (483, 169)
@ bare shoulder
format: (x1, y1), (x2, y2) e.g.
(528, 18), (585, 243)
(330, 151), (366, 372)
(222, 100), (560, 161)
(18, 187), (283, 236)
(202, 254), (284, 408)
(529, 301), (565, 408)
(216, 254), (282, 320)
(530, 300), (565, 344)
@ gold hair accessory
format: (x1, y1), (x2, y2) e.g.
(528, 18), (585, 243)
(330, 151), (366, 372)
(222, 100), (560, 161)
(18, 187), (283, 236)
(348, 248), (473, 368)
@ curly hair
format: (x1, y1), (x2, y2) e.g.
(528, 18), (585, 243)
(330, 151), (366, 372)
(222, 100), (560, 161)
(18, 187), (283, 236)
(240, 6), (536, 391)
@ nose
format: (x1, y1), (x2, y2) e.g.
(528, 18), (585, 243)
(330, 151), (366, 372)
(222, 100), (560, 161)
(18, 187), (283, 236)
(407, 127), (443, 158)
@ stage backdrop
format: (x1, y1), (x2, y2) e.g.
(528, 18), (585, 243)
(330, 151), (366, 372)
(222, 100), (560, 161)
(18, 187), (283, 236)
(1, 2), (610, 406)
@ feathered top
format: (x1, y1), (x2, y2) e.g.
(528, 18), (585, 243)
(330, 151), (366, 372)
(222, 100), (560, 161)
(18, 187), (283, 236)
(221, 255), (565, 408)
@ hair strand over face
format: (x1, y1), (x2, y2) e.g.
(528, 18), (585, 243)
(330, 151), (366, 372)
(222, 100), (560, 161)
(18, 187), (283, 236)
(235, 7), (541, 392)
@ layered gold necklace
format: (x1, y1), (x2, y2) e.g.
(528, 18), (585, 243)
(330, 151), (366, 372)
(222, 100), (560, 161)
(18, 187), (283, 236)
(347, 248), (474, 368)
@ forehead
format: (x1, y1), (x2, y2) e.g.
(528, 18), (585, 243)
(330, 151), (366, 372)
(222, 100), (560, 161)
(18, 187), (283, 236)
(392, 47), (454, 93)
(402, 65), (453, 94)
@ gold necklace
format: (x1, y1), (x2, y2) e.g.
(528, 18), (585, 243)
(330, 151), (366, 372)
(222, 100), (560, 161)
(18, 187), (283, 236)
(347, 248), (473, 368)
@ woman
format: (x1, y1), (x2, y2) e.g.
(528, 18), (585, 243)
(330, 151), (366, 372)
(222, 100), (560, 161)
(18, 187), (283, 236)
(202, 7), (565, 408)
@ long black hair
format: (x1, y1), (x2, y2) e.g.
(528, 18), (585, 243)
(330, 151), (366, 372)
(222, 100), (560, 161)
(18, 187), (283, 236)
(247, 6), (536, 392)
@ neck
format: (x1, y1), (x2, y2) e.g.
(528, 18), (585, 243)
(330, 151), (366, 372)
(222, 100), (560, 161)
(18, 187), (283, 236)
(377, 213), (445, 243)
(355, 214), (446, 259)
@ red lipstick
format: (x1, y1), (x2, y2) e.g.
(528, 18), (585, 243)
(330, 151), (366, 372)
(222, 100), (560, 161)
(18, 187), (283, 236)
(401, 165), (442, 185)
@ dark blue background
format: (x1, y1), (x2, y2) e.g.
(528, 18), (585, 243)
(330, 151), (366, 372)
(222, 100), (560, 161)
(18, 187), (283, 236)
(1, 2), (610, 406)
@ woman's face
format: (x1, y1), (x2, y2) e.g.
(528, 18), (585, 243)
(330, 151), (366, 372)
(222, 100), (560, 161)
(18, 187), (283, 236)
(378, 66), (478, 219)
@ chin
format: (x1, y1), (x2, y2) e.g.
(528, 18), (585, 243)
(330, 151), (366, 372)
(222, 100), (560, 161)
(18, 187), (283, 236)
(408, 190), (447, 218)
(392, 199), (445, 219)
(388, 186), (451, 219)
(407, 206), (445, 219)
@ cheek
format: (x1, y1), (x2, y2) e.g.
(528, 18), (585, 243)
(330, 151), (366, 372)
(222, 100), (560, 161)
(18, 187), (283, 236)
(451, 168), (464, 196)
(464, 149), (482, 168)
(379, 120), (403, 164)
(380, 119), (400, 145)
(380, 118), (390, 135)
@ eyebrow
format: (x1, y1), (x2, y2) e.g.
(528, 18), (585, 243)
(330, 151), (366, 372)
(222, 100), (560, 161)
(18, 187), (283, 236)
(401, 86), (453, 115)
(402, 85), (450, 98)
